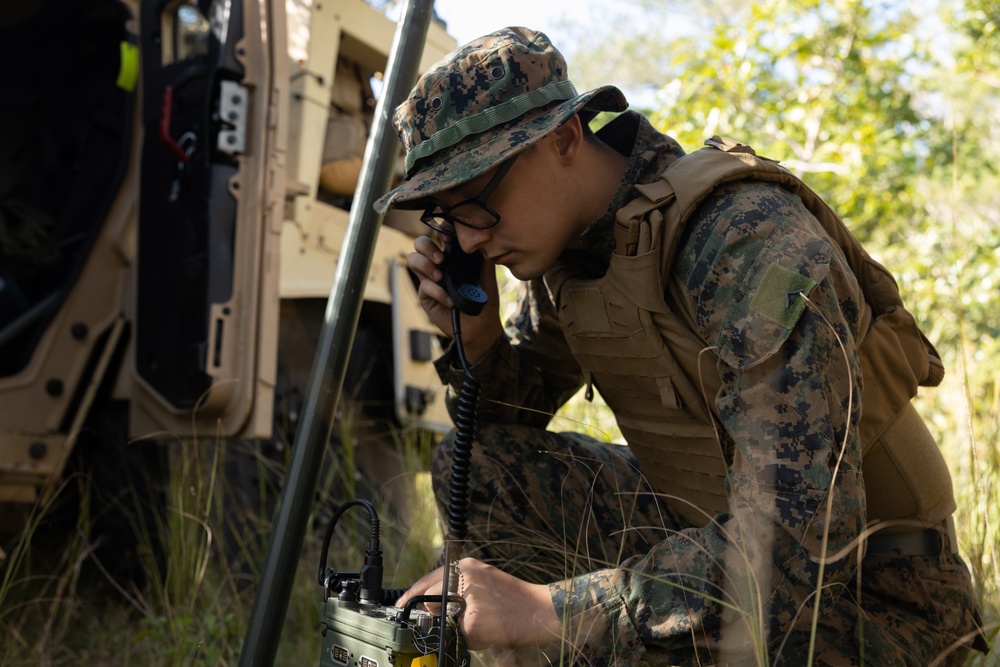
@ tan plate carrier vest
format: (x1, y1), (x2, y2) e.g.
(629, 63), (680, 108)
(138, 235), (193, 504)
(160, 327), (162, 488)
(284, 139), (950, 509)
(544, 137), (955, 529)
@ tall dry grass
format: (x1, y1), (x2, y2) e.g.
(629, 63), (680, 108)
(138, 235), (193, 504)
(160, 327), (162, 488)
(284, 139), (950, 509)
(0, 405), (442, 665)
(0, 258), (995, 665)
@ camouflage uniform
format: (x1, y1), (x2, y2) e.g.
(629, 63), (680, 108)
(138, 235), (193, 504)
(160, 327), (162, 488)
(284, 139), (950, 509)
(425, 111), (983, 666)
(375, 27), (986, 667)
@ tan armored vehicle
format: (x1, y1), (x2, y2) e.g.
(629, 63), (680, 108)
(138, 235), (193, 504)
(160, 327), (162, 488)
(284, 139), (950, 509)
(0, 0), (455, 558)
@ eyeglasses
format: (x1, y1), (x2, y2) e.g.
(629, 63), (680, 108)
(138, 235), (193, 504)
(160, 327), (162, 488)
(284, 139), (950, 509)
(420, 154), (519, 236)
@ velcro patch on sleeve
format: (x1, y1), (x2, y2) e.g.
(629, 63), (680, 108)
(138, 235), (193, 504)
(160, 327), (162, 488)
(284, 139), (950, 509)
(750, 262), (817, 329)
(716, 226), (831, 371)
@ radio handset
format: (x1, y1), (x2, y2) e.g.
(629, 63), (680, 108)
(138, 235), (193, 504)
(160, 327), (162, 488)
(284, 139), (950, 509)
(440, 241), (488, 317)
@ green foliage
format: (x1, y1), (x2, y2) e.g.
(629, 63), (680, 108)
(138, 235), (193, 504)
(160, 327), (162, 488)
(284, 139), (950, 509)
(648, 0), (928, 246)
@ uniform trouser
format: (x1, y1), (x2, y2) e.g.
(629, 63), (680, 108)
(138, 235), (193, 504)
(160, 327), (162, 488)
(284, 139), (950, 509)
(432, 422), (986, 666)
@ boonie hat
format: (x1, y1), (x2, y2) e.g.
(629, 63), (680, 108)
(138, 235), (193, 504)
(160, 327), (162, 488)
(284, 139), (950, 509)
(373, 26), (627, 214)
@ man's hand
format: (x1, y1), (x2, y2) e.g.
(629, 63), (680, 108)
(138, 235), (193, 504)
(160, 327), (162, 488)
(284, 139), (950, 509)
(396, 557), (562, 651)
(406, 235), (504, 364)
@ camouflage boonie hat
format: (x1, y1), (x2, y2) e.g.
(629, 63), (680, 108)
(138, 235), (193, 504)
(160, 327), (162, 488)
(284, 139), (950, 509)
(373, 26), (627, 214)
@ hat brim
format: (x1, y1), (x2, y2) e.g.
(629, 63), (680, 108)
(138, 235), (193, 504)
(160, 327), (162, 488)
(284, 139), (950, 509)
(373, 85), (627, 214)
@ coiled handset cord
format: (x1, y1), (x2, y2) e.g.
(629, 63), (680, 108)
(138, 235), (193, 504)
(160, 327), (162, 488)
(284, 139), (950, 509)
(431, 306), (480, 667)
(444, 306), (479, 546)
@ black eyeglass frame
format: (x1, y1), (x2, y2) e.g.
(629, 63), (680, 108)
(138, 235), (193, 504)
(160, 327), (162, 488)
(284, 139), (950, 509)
(419, 154), (519, 236)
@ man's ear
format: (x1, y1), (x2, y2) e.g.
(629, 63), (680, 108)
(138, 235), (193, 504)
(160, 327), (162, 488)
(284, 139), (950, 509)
(551, 114), (583, 164)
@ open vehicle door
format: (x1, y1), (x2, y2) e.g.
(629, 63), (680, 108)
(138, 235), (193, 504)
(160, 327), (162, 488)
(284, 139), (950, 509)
(131, 0), (286, 439)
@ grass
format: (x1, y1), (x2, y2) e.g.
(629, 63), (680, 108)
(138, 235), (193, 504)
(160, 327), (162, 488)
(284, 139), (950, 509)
(929, 344), (1000, 664)
(1, 391), (998, 665)
(0, 274), (996, 664)
(0, 406), (442, 666)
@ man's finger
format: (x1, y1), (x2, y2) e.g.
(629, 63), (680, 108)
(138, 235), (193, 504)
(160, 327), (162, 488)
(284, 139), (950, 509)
(395, 566), (445, 607)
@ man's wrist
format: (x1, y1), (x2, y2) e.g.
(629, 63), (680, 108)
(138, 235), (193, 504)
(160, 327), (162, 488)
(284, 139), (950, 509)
(435, 331), (505, 379)
(459, 325), (504, 365)
(518, 583), (562, 648)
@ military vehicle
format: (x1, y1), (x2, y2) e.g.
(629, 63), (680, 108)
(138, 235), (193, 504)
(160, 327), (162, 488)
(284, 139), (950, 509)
(0, 0), (456, 565)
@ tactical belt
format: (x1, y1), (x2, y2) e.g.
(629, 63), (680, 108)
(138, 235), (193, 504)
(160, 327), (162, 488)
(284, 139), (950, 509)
(865, 518), (957, 558)
(866, 528), (943, 557)
(863, 521), (992, 656)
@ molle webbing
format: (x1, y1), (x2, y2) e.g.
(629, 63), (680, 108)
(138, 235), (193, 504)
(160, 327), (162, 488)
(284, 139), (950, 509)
(546, 214), (730, 524)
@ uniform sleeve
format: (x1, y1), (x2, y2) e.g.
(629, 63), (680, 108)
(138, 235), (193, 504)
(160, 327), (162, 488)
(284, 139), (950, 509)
(548, 182), (869, 664)
(435, 277), (584, 428)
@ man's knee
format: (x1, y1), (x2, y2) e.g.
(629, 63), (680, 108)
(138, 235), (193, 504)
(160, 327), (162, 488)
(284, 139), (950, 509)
(431, 422), (547, 487)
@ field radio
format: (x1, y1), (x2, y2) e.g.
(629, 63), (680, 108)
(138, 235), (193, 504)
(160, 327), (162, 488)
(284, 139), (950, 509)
(317, 499), (469, 667)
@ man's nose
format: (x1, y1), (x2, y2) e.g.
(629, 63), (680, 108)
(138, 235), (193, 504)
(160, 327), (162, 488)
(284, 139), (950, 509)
(454, 224), (490, 254)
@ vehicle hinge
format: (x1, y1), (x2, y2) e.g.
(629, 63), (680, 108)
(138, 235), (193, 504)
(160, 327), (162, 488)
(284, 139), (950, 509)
(218, 80), (248, 155)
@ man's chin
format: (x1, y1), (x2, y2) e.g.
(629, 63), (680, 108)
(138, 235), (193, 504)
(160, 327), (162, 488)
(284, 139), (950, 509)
(505, 263), (541, 281)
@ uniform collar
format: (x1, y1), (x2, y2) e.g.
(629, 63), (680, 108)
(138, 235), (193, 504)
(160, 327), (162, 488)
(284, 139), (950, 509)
(580, 111), (686, 257)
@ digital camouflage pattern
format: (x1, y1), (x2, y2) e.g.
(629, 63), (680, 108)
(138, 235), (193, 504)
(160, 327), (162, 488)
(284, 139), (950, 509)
(433, 426), (981, 666)
(429, 111), (983, 665)
(373, 27), (626, 214)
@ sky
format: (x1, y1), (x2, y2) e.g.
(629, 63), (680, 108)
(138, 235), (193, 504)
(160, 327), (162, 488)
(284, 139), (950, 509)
(429, 0), (581, 49)
(422, 0), (656, 108)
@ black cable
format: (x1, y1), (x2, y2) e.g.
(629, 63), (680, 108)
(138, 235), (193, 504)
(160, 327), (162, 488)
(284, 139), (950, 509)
(434, 307), (481, 667)
(380, 587), (408, 605)
(445, 307), (479, 544)
(319, 498), (382, 587)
